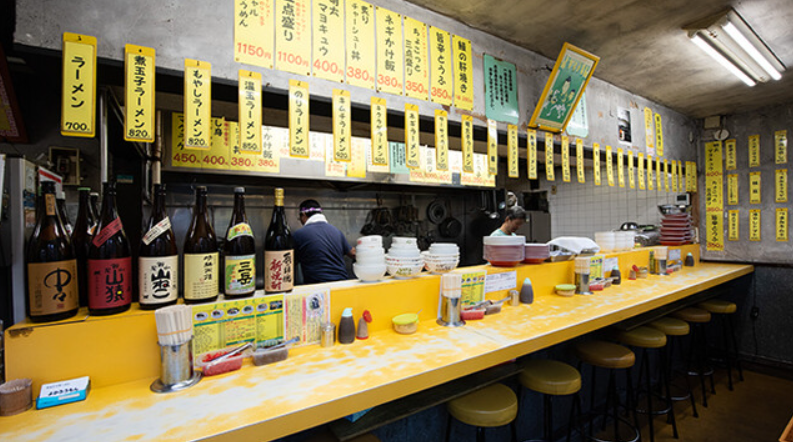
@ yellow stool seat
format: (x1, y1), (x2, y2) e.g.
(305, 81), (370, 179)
(575, 340), (635, 369)
(672, 307), (711, 323)
(447, 383), (518, 428)
(520, 360), (582, 396)
(616, 326), (668, 349)
(698, 299), (737, 314)
(649, 317), (690, 336)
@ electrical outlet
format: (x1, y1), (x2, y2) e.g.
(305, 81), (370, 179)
(750, 306), (760, 320)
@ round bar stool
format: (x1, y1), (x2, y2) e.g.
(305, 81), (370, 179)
(671, 307), (714, 407)
(697, 299), (743, 390)
(519, 360), (583, 442)
(616, 326), (677, 442)
(649, 317), (699, 419)
(575, 340), (640, 442)
(445, 383), (519, 442)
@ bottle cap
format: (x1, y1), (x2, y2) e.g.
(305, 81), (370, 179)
(78, 187), (90, 192)
(234, 187), (245, 194)
(196, 186), (207, 191)
(342, 307), (353, 317)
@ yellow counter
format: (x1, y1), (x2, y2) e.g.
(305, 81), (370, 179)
(0, 247), (752, 441)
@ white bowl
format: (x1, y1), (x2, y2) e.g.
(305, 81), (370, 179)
(423, 251), (460, 259)
(386, 262), (424, 279)
(387, 247), (421, 258)
(353, 263), (387, 282)
(357, 235), (383, 246)
(356, 257), (386, 267)
(424, 258), (459, 274)
(356, 248), (385, 258)
(391, 237), (418, 247)
(429, 243), (459, 253)
(385, 255), (424, 265)
(356, 242), (385, 250)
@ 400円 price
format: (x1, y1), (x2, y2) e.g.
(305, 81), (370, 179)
(314, 59), (342, 75)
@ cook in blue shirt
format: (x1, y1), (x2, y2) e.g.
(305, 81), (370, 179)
(491, 206), (526, 236)
(293, 200), (356, 284)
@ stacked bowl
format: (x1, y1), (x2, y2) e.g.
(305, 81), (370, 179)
(523, 243), (551, 264)
(422, 243), (460, 274)
(594, 231), (616, 252)
(483, 235), (526, 267)
(386, 237), (424, 279)
(354, 235), (387, 282)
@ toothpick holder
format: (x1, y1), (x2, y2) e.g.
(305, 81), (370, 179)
(151, 338), (201, 393)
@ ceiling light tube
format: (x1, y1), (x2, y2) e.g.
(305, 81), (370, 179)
(722, 21), (782, 80)
(691, 33), (756, 87)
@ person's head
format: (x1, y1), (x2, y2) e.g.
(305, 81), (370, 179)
(561, 76), (572, 94)
(299, 199), (322, 225)
(501, 206), (526, 234)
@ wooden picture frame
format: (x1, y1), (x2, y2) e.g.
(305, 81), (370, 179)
(0, 43), (28, 143)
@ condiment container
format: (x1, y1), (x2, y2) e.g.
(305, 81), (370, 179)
(392, 313), (419, 334)
(555, 284), (576, 297)
(321, 322), (336, 347)
(338, 308), (356, 344)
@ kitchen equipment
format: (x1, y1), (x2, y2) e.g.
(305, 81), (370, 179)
(385, 256), (424, 279)
(523, 243), (551, 264)
(426, 200), (447, 224)
(575, 257), (593, 295)
(152, 305), (201, 393)
(437, 273), (464, 327)
(392, 313), (419, 334)
(547, 237), (600, 255)
(658, 204), (692, 215)
(439, 216), (463, 238)
(483, 235), (526, 266)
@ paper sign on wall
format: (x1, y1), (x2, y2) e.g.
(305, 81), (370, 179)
(527, 129), (537, 179)
(656, 157), (663, 191)
(725, 139), (737, 171)
(545, 132), (555, 181)
(238, 70), (263, 154)
(484, 54), (519, 125)
(376, 7), (404, 95)
(346, 136), (366, 178)
(332, 89), (351, 161)
(312, 0), (344, 82)
(576, 138), (585, 183)
(346, 0), (375, 89)
(275, 0), (310, 75)
(647, 156), (655, 190)
(508, 124), (518, 178)
(462, 115), (474, 173)
(776, 130), (788, 164)
(371, 97), (388, 166)
(289, 80), (310, 158)
(389, 142), (409, 174)
(606, 145), (614, 186)
(627, 150), (635, 189)
(677, 161), (684, 191)
(777, 208), (788, 242)
(429, 26), (452, 106)
(124, 44), (155, 142)
(705, 141), (724, 251)
(235, 0), (275, 69)
(435, 110), (449, 171)
(487, 119), (498, 175)
(728, 210), (739, 241)
(62, 33), (97, 138)
(405, 103), (420, 169)
(671, 159), (678, 192)
(562, 136), (571, 182)
(776, 169), (788, 203)
(638, 153), (646, 190)
(453, 35), (474, 111)
(750, 209), (761, 241)
(728, 174), (739, 205)
(484, 271), (517, 294)
(663, 159), (669, 192)
(404, 17), (428, 100)
(617, 147), (624, 188)
(750, 171), (761, 204)
(654, 113), (664, 157)
(593, 143), (601, 185)
(749, 134), (760, 167)
(184, 59), (212, 149)
(643, 107), (654, 156)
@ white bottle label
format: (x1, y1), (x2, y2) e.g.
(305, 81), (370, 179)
(139, 255), (178, 305)
(184, 252), (219, 300)
(142, 217), (172, 245)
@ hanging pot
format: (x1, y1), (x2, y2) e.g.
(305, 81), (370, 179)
(439, 217), (463, 238)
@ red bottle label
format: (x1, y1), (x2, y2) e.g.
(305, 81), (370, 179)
(92, 218), (123, 247)
(88, 257), (133, 309)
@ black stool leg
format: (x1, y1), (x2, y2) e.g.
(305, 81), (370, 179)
(589, 364), (597, 439)
(703, 324), (716, 395)
(689, 326), (708, 407)
(476, 426), (485, 442)
(720, 315), (734, 391)
(626, 366), (641, 436)
(728, 315), (744, 381)
(642, 349), (655, 442)
(567, 392), (581, 442)
(445, 413), (452, 442)
(602, 370), (615, 432)
(511, 419), (518, 442)
(544, 394), (553, 441)
(661, 346), (679, 439)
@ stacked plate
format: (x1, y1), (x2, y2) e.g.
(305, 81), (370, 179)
(386, 237), (424, 279)
(354, 235), (387, 282)
(483, 235), (526, 267)
(523, 243), (551, 264)
(660, 213), (694, 245)
(422, 243), (460, 274)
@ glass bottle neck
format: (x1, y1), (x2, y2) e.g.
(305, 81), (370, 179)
(232, 193), (246, 222)
(153, 189), (167, 220)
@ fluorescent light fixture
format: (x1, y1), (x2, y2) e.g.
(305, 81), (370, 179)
(685, 8), (785, 85)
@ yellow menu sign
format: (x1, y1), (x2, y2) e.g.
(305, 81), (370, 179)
(404, 17), (428, 100)
(275, 0), (310, 75)
(686, 161), (697, 192)
(750, 171), (761, 204)
(749, 134), (760, 167)
(749, 209), (761, 241)
(606, 145), (614, 187)
(527, 129), (537, 179)
(332, 89), (351, 161)
(638, 153), (646, 190)
(376, 7), (403, 95)
(238, 70), (262, 154)
(628, 150), (635, 189)
(643, 107), (654, 155)
(725, 139), (737, 170)
(462, 115), (474, 173)
(727, 174), (738, 205)
(706, 211), (724, 251)
(204, 117), (229, 170)
(777, 208), (788, 242)
(677, 161), (684, 191)
(663, 159), (670, 192)
(670, 159), (677, 192)
(429, 26), (452, 106)
(576, 138), (585, 183)
(545, 132), (555, 181)
(508, 124), (518, 178)
(561, 136), (571, 182)
(654, 113), (664, 157)
(705, 141), (724, 251)
(776, 169), (788, 203)
(184, 59), (212, 149)
(62, 33), (97, 137)
(346, 137), (366, 178)
(647, 156), (655, 190)
(312, 0), (344, 82)
(235, 0), (274, 69)
(617, 148), (624, 188)
(370, 97), (388, 166)
(452, 35), (474, 111)
(728, 210), (739, 241)
(487, 119), (498, 175)
(656, 157), (663, 190)
(776, 130), (788, 164)
(405, 103), (420, 169)
(289, 80), (310, 158)
(435, 110), (449, 171)
(346, 0), (375, 89)
(124, 44), (155, 142)
(593, 143), (601, 186)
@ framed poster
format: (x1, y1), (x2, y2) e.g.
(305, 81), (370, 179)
(0, 44), (27, 142)
(529, 42), (599, 133)
(484, 54), (519, 125)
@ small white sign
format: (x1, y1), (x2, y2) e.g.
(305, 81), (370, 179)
(604, 257), (619, 272)
(485, 271), (517, 294)
(669, 249), (682, 262)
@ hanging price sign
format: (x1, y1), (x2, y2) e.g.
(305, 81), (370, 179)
(462, 115), (474, 173)
(238, 70), (262, 154)
(435, 110), (449, 171)
(508, 124), (518, 178)
(371, 97), (388, 166)
(62, 33), (97, 138)
(332, 89), (351, 162)
(545, 132), (555, 181)
(124, 44), (155, 142)
(487, 119), (498, 175)
(184, 59), (212, 150)
(235, 0), (274, 69)
(289, 80), (310, 158)
(527, 129), (537, 179)
(593, 143), (601, 186)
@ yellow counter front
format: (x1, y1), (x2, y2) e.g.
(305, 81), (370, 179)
(1, 246), (753, 441)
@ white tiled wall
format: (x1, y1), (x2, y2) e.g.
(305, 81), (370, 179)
(544, 181), (678, 238)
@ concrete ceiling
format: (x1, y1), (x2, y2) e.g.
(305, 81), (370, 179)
(407, 0), (793, 119)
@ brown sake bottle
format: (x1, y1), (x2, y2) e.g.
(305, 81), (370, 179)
(224, 187), (256, 298)
(183, 186), (219, 304)
(56, 190), (73, 237)
(264, 188), (294, 294)
(139, 184), (179, 310)
(26, 181), (79, 322)
(71, 187), (95, 307)
(88, 182), (133, 315)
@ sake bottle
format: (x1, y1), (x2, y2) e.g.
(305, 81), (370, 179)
(224, 187), (256, 298)
(88, 182), (133, 315)
(139, 184), (179, 310)
(26, 181), (79, 322)
(183, 186), (219, 303)
(56, 190), (73, 237)
(264, 188), (294, 293)
(71, 187), (95, 307)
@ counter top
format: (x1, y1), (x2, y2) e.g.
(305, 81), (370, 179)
(0, 261), (752, 441)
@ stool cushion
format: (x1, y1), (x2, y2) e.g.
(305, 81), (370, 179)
(672, 307), (712, 323)
(575, 340), (635, 369)
(520, 360), (582, 396)
(616, 326), (668, 349)
(698, 299), (737, 314)
(649, 317), (690, 336)
(447, 383), (518, 428)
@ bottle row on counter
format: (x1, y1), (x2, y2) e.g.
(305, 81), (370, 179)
(26, 182), (294, 323)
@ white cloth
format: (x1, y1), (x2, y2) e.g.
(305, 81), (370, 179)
(304, 213), (328, 226)
(546, 236), (600, 254)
